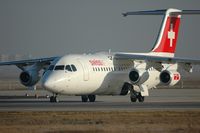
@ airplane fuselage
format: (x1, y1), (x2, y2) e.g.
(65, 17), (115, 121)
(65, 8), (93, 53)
(42, 53), (161, 96)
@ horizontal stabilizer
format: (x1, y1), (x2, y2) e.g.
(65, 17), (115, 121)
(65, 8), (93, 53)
(123, 9), (200, 17)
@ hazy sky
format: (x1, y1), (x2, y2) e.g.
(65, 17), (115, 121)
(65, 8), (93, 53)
(1, 0), (200, 58)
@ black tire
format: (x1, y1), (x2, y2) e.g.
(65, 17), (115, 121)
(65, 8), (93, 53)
(50, 96), (54, 102)
(81, 95), (88, 102)
(130, 90), (137, 102)
(88, 95), (96, 102)
(55, 97), (59, 103)
(130, 96), (137, 102)
(50, 96), (59, 102)
(138, 94), (145, 102)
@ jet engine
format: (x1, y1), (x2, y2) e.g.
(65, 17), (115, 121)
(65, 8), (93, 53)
(129, 69), (149, 85)
(19, 70), (40, 87)
(159, 70), (181, 86)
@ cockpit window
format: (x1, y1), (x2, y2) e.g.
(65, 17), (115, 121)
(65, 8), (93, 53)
(54, 65), (65, 70)
(65, 65), (72, 71)
(71, 64), (77, 72)
(48, 65), (54, 71)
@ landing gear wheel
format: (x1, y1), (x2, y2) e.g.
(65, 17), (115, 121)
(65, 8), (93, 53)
(138, 93), (145, 102)
(50, 96), (59, 103)
(81, 95), (88, 102)
(130, 90), (145, 102)
(130, 96), (137, 102)
(88, 95), (96, 102)
(130, 90), (138, 102)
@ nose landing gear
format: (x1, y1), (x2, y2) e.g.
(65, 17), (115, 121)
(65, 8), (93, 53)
(50, 93), (59, 102)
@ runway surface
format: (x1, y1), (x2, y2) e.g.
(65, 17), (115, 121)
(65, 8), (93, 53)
(0, 89), (200, 111)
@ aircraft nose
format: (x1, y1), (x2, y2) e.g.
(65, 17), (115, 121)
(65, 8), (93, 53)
(42, 77), (55, 91)
(41, 72), (65, 93)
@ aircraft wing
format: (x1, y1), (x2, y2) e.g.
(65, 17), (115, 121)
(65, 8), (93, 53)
(114, 53), (200, 65)
(0, 56), (59, 66)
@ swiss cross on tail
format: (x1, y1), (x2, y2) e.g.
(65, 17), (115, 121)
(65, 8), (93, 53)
(168, 24), (175, 47)
(151, 9), (181, 57)
(122, 8), (200, 58)
(152, 16), (180, 53)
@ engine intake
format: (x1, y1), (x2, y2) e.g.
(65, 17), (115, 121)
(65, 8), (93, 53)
(129, 69), (149, 85)
(160, 71), (171, 84)
(129, 70), (140, 83)
(20, 71), (31, 83)
(159, 70), (180, 86)
(19, 70), (40, 87)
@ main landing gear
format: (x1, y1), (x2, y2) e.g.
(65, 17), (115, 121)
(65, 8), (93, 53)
(81, 95), (96, 102)
(123, 83), (145, 102)
(130, 90), (145, 103)
(50, 93), (59, 102)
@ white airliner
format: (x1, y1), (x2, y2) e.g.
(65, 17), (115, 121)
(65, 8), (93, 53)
(1, 8), (200, 102)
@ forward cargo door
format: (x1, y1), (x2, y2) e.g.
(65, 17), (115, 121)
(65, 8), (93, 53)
(77, 59), (89, 81)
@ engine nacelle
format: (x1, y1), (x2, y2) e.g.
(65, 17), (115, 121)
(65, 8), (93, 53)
(19, 70), (40, 87)
(159, 70), (181, 86)
(129, 69), (149, 85)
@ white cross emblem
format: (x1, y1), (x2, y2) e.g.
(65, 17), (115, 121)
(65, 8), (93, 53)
(168, 24), (175, 47)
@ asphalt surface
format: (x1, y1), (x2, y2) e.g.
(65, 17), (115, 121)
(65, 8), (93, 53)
(0, 89), (200, 111)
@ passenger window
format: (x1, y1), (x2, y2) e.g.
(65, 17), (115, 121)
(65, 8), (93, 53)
(54, 65), (64, 70)
(48, 65), (54, 71)
(71, 64), (77, 72)
(65, 65), (72, 71)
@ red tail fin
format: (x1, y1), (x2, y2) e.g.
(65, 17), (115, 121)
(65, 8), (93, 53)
(123, 8), (200, 57)
(151, 9), (181, 57)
